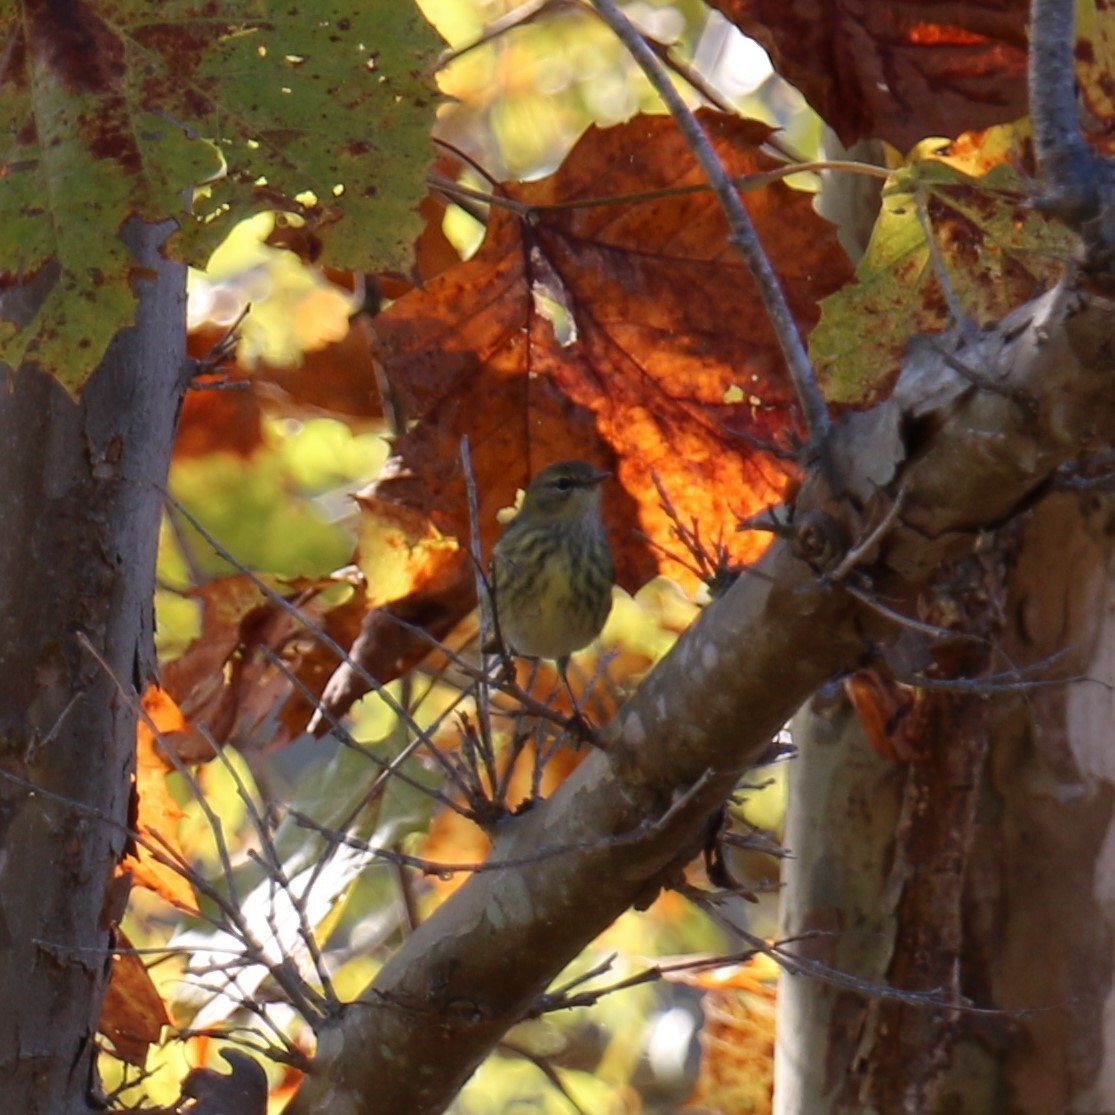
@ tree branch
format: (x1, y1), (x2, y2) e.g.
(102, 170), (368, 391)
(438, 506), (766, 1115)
(285, 273), (1115, 1115)
(589, 0), (831, 449)
(1029, 0), (1099, 227)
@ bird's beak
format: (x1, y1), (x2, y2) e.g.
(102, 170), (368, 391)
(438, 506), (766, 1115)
(589, 468), (610, 486)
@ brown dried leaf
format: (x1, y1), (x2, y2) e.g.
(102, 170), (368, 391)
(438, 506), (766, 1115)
(98, 927), (170, 1067)
(161, 575), (366, 754)
(843, 668), (922, 762)
(708, 0), (1029, 151)
(373, 111), (853, 593)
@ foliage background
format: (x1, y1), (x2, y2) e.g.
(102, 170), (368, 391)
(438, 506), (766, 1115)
(108, 3), (798, 1111)
(3, 0), (1082, 1109)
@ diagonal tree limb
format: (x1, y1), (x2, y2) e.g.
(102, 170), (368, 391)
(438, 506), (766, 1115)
(285, 274), (1115, 1115)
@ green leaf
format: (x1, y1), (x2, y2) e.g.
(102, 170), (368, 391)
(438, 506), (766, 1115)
(810, 158), (1074, 405)
(1, 0), (441, 390)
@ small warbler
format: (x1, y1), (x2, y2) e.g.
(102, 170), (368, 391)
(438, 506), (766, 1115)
(488, 460), (614, 681)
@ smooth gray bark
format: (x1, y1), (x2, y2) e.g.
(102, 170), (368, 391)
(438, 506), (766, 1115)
(0, 221), (186, 1113)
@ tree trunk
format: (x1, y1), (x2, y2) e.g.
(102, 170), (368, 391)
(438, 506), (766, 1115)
(775, 491), (1115, 1113)
(0, 220), (186, 1113)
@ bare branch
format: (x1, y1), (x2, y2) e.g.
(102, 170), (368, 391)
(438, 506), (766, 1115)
(1029, 0), (1102, 229)
(588, 0), (831, 449)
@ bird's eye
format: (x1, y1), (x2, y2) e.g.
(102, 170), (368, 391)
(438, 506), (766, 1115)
(554, 477), (574, 492)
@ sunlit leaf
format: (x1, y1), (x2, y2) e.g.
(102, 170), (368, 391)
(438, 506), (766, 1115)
(0, 0), (440, 388)
(124, 687), (200, 914)
(373, 110), (853, 593)
(811, 158), (1073, 404)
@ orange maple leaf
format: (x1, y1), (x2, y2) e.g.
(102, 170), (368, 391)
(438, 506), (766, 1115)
(372, 110), (853, 593)
(123, 686), (199, 914)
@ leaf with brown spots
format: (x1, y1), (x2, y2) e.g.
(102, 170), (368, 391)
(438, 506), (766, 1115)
(1075, 0), (1115, 156)
(810, 156), (1074, 404)
(1, 0), (440, 390)
(372, 111), (854, 594)
(707, 0), (1029, 151)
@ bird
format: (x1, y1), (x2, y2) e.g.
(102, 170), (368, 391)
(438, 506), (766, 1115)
(487, 459), (614, 698)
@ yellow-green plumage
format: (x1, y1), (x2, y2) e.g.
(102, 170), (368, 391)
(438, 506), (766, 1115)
(489, 460), (614, 664)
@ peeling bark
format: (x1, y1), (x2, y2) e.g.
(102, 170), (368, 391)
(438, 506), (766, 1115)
(776, 493), (1115, 1114)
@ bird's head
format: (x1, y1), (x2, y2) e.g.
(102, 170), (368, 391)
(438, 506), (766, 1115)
(518, 459), (609, 522)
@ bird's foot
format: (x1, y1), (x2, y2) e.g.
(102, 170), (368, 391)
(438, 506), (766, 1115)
(562, 707), (601, 747)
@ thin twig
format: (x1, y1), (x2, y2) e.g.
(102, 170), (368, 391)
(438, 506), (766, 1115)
(681, 893), (1070, 1017)
(189, 304), (250, 383)
(460, 437), (500, 790)
(914, 189), (968, 328)
(183, 975), (303, 1055)
(843, 583), (969, 641)
(401, 620), (586, 735)
(590, 0), (831, 447)
(828, 478), (909, 583)
(291, 791), (723, 878)
(170, 1024), (306, 1070)
(428, 154), (888, 221)
(2, 760), (324, 1046)
(898, 650), (1105, 695)
(497, 1039), (592, 1115)
(438, 0), (575, 69)
(923, 334), (1037, 415)
(257, 643), (472, 819)
(202, 725), (338, 1009)
(16, 756), (323, 1041)
(646, 35), (737, 115)
(912, 195), (1011, 400)
(75, 632), (243, 914)
(163, 502), (208, 588)
(650, 469), (741, 595)
(163, 491), (437, 753)
(75, 633), (330, 1027)
(432, 137), (503, 189)
(392, 847), (420, 935)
